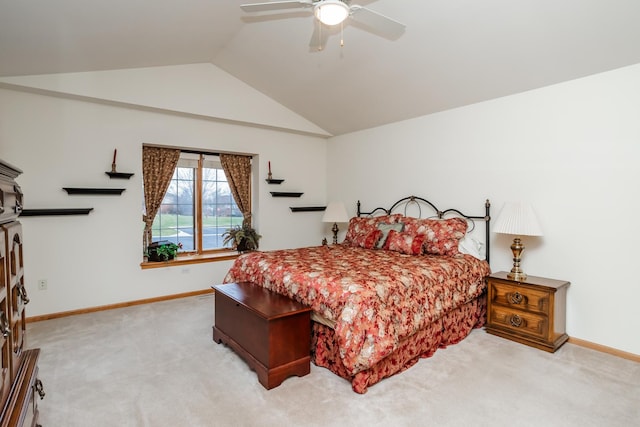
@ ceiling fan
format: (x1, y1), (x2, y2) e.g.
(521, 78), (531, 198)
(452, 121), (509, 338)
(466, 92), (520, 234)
(240, 0), (406, 50)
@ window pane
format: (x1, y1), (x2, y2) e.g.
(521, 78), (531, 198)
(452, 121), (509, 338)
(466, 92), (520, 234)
(202, 167), (242, 250)
(152, 167), (195, 251)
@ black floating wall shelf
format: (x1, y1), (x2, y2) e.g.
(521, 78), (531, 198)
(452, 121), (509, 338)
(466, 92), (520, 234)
(63, 188), (125, 195)
(20, 208), (93, 216)
(20, 208), (94, 217)
(265, 178), (284, 184)
(290, 206), (326, 212)
(105, 172), (134, 179)
(270, 192), (303, 198)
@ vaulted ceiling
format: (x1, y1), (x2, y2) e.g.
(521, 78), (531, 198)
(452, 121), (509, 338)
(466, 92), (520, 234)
(2, 0), (640, 136)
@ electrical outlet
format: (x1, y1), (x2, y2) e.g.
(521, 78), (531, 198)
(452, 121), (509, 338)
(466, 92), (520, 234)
(37, 279), (47, 290)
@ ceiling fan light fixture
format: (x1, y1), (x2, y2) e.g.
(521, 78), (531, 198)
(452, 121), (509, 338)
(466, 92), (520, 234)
(314, 0), (350, 26)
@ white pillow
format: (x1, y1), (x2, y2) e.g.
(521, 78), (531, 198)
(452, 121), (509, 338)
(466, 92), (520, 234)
(458, 235), (485, 260)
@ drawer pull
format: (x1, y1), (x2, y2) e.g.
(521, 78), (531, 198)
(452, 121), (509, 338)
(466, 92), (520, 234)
(18, 284), (30, 305)
(509, 292), (523, 305)
(0, 311), (10, 338)
(509, 314), (523, 327)
(35, 378), (46, 399)
(13, 185), (23, 213)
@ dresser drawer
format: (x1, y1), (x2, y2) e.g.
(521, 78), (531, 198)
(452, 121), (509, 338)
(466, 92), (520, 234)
(1, 349), (42, 427)
(488, 305), (548, 341)
(489, 280), (550, 315)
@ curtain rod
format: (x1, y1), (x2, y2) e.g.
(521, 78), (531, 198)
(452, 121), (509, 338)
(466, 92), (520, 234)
(143, 143), (254, 158)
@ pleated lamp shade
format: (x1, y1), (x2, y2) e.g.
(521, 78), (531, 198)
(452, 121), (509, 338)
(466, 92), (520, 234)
(493, 202), (543, 237)
(322, 201), (349, 224)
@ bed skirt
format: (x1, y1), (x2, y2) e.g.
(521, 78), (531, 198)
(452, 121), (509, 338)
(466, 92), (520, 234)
(311, 293), (487, 394)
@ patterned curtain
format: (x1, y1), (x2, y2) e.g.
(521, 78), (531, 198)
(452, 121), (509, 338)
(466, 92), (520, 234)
(142, 146), (181, 250)
(220, 154), (252, 227)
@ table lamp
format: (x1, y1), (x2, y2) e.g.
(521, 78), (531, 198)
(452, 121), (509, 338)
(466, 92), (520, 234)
(322, 201), (349, 244)
(493, 201), (543, 280)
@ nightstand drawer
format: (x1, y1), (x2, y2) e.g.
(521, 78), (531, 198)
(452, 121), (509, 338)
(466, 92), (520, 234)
(489, 305), (548, 340)
(489, 281), (550, 315)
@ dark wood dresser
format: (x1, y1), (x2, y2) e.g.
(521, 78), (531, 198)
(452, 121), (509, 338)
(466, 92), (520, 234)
(212, 282), (311, 389)
(0, 160), (44, 426)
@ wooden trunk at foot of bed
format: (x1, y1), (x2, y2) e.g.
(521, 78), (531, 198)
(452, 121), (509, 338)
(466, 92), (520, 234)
(310, 294), (487, 394)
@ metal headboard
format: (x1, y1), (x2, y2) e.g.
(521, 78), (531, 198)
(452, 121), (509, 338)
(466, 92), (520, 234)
(356, 196), (491, 263)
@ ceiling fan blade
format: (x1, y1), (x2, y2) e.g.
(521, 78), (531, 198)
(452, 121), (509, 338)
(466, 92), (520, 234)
(240, 1), (313, 13)
(349, 5), (406, 38)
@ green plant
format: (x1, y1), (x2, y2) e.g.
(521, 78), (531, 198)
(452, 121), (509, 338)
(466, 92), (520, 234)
(147, 241), (182, 261)
(222, 224), (261, 252)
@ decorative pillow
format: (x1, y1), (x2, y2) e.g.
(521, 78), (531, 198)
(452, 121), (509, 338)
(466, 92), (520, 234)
(383, 230), (427, 255)
(375, 222), (405, 249)
(349, 229), (383, 250)
(343, 214), (403, 244)
(401, 217), (467, 257)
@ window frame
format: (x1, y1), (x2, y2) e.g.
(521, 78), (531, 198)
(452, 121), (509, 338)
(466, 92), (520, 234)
(143, 149), (251, 267)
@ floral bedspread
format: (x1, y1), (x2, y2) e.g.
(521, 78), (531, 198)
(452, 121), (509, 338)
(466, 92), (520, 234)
(223, 245), (490, 375)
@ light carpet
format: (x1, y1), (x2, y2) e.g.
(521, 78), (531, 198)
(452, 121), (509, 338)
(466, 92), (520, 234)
(27, 294), (639, 427)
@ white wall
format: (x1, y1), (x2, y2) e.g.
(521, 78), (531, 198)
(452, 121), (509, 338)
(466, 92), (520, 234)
(0, 70), (328, 317)
(2, 60), (638, 356)
(327, 64), (640, 355)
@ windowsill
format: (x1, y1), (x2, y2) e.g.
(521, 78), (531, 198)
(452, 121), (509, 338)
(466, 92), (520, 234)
(140, 251), (240, 269)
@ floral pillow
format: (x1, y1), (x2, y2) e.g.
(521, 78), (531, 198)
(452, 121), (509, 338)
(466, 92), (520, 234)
(343, 214), (403, 245)
(401, 217), (467, 257)
(383, 230), (427, 256)
(349, 229), (383, 250)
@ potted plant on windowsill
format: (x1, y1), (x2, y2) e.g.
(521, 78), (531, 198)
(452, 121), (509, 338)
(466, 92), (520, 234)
(222, 225), (261, 252)
(146, 241), (182, 262)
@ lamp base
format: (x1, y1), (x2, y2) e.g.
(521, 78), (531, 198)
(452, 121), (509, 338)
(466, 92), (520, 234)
(508, 237), (528, 282)
(507, 271), (528, 281)
(331, 222), (339, 245)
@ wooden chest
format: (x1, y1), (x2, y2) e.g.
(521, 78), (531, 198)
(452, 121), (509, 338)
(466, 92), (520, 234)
(212, 282), (311, 389)
(486, 272), (570, 352)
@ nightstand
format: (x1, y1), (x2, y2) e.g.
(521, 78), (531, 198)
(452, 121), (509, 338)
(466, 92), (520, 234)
(486, 271), (570, 352)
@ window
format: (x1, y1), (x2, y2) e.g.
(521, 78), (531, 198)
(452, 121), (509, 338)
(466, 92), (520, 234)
(151, 152), (245, 253)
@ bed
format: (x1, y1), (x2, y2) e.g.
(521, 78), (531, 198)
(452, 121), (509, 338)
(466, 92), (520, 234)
(223, 196), (491, 393)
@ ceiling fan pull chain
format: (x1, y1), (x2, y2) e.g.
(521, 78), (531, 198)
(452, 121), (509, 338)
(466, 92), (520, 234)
(340, 21), (344, 47)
